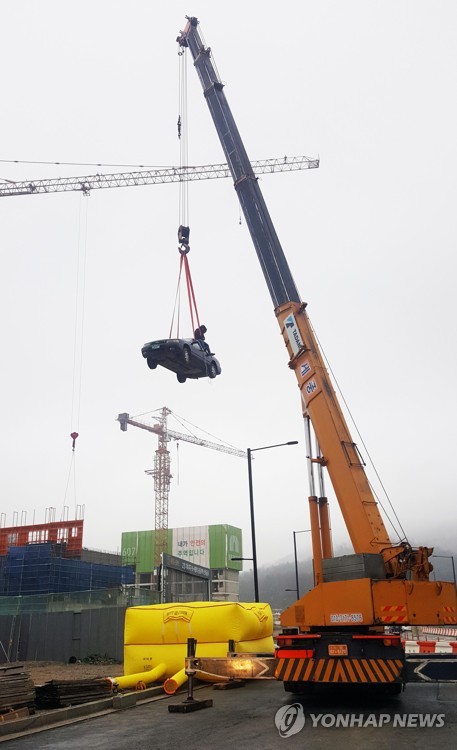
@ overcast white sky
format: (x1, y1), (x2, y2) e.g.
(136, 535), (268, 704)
(1, 1), (456, 570)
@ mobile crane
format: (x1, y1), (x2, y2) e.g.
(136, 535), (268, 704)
(177, 16), (457, 693)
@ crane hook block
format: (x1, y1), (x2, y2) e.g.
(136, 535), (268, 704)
(178, 225), (190, 254)
(70, 431), (79, 451)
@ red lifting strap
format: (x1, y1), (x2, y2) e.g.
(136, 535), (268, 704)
(182, 253), (201, 336)
(169, 252), (202, 339)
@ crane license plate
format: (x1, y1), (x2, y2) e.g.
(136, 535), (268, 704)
(328, 644), (348, 656)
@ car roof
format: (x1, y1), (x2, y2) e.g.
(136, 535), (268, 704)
(146, 337), (195, 345)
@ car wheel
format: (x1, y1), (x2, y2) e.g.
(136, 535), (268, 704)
(177, 373), (187, 383)
(208, 361), (218, 379)
(147, 357), (157, 370)
(182, 345), (191, 364)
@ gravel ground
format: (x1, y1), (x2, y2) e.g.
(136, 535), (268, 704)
(8, 661), (124, 686)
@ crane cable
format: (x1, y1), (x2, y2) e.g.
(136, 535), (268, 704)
(178, 43), (189, 228)
(168, 267), (182, 338)
(63, 194), (89, 517)
(169, 44), (202, 339)
(309, 315), (408, 545)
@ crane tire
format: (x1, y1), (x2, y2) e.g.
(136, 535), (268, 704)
(283, 681), (315, 695)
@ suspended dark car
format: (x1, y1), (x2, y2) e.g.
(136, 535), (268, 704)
(142, 337), (222, 383)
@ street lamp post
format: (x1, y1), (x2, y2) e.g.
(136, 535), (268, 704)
(293, 529), (311, 599)
(247, 441), (298, 602)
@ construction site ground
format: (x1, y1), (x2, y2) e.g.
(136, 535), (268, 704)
(17, 660), (123, 685)
(1, 679), (456, 750)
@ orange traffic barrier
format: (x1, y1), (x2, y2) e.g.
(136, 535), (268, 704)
(417, 640), (436, 654)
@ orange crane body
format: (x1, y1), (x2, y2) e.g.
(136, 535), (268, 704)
(277, 300), (457, 633)
(276, 301), (392, 559)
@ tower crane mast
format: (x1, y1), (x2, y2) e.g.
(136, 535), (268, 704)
(117, 409), (245, 565)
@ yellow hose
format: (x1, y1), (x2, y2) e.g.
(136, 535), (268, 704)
(163, 667), (188, 695)
(113, 663), (167, 690)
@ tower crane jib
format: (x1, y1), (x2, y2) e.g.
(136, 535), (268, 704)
(0, 156), (319, 198)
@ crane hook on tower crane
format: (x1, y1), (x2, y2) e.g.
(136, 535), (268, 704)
(70, 432), (79, 451)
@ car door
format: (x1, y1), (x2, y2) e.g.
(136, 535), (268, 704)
(191, 340), (209, 372)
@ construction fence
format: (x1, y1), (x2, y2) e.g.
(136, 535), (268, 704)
(0, 606), (125, 664)
(0, 588), (160, 664)
(0, 554), (215, 664)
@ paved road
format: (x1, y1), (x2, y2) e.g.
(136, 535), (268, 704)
(1, 681), (456, 749)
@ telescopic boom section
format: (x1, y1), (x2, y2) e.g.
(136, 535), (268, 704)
(177, 17), (300, 310)
(177, 17), (429, 579)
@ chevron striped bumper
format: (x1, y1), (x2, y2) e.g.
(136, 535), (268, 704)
(275, 655), (404, 683)
(275, 632), (405, 686)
